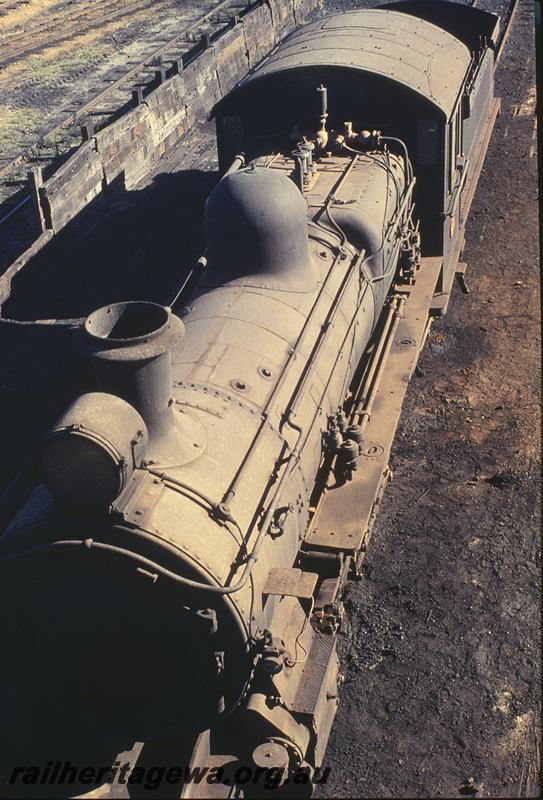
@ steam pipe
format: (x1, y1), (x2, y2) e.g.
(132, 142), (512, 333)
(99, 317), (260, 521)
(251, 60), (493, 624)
(380, 136), (413, 183)
(353, 296), (406, 428)
(223, 153), (245, 176)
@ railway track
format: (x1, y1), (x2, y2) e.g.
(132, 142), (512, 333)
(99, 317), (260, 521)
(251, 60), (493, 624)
(0, 0), (157, 66)
(0, 0), (523, 229)
(0, 0), (253, 185)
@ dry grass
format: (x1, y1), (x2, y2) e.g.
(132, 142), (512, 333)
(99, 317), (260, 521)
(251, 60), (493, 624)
(0, 0), (64, 32)
(0, 0), (196, 158)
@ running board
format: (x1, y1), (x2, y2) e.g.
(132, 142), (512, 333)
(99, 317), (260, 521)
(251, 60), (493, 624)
(305, 256), (443, 557)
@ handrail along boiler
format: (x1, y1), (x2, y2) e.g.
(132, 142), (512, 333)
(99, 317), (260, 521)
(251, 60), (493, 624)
(0, 2), (500, 790)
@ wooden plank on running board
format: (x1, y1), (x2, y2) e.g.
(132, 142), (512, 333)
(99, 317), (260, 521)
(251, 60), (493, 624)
(306, 256), (443, 553)
(263, 567), (319, 598)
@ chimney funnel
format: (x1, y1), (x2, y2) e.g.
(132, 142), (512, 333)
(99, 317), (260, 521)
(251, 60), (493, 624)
(77, 301), (184, 462)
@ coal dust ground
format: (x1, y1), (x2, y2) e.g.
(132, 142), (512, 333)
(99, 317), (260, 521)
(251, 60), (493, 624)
(318, 1), (541, 797)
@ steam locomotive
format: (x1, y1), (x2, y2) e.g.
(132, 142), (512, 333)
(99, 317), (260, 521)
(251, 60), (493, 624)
(0, 2), (499, 796)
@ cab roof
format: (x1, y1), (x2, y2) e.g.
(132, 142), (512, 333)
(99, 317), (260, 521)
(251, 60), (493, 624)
(216, 9), (472, 120)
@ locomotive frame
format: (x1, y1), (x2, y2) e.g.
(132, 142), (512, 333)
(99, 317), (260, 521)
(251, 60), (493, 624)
(182, 3), (503, 794)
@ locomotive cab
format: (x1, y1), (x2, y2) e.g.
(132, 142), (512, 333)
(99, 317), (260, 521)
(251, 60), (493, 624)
(214, 2), (500, 307)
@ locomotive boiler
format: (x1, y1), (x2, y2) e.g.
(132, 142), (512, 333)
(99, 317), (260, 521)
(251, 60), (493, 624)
(0, 2), (500, 794)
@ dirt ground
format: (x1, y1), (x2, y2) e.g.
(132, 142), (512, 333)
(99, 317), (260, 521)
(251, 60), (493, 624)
(319, 1), (541, 797)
